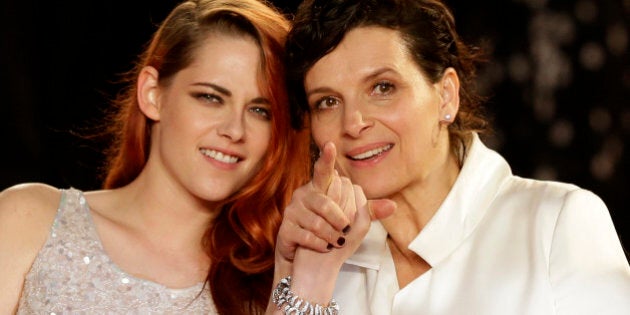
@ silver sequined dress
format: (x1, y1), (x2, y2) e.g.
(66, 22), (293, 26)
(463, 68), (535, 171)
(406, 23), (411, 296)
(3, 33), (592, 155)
(17, 188), (217, 314)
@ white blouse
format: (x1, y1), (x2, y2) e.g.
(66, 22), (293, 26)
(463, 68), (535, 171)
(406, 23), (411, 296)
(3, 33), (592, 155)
(333, 134), (630, 314)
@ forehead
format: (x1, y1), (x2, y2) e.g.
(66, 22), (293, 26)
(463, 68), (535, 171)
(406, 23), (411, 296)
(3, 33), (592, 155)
(182, 32), (265, 85)
(163, 32), (270, 98)
(190, 32), (261, 68)
(305, 26), (417, 84)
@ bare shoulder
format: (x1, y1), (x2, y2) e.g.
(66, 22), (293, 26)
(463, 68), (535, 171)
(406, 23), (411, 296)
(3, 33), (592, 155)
(0, 182), (63, 254)
(0, 183), (62, 312)
(0, 183), (62, 220)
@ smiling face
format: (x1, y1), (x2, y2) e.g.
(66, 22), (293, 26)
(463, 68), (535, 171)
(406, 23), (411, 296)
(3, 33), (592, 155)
(141, 32), (271, 203)
(305, 26), (460, 199)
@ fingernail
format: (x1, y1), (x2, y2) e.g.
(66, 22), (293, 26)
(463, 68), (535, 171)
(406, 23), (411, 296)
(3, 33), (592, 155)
(327, 243), (334, 250)
(337, 237), (346, 246)
(342, 225), (351, 235)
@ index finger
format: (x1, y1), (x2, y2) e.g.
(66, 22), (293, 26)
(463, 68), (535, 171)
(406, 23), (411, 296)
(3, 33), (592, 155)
(311, 141), (337, 193)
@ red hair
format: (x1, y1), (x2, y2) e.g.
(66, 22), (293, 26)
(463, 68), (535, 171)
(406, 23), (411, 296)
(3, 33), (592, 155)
(102, 0), (311, 313)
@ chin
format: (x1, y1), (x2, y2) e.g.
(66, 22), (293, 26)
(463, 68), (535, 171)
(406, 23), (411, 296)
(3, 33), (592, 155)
(194, 185), (235, 203)
(347, 172), (387, 197)
(360, 183), (395, 200)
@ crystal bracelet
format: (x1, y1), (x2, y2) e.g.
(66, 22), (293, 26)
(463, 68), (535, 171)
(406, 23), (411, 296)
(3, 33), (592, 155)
(272, 276), (340, 315)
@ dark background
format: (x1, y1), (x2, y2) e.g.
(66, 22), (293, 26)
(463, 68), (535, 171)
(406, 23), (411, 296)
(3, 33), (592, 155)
(1, 0), (628, 253)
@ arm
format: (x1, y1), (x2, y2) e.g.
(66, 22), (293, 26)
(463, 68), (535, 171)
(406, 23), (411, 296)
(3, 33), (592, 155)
(271, 143), (351, 291)
(549, 189), (630, 314)
(268, 183), (371, 315)
(0, 183), (60, 314)
(289, 183), (371, 305)
(267, 143), (350, 314)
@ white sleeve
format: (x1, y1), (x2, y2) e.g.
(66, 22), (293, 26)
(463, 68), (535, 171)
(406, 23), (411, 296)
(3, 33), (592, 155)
(549, 189), (630, 315)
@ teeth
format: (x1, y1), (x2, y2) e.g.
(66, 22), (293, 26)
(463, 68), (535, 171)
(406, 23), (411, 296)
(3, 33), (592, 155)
(200, 149), (239, 164)
(351, 144), (392, 160)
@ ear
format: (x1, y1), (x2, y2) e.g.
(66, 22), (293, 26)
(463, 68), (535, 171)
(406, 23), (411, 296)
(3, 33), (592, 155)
(137, 66), (161, 121)
(438, 67), (460, 122)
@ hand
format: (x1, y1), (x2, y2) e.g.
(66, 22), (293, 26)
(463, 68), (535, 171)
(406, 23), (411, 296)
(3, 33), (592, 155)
(288, 182), (372, 304)
(276, 142), (350, 269)
(269, 143), (396, 311)
(274, 141), (396, 268)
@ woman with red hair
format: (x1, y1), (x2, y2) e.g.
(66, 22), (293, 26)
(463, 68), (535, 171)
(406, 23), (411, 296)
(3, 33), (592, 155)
(0, 0), (310, 314)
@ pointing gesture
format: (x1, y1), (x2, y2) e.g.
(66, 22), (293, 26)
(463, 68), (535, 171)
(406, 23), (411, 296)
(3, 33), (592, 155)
(275, 142), (395, 263)
(271, 141), (396, 312)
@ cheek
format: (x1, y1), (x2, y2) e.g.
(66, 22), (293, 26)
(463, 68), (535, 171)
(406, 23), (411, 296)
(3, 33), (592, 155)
(310, 111), (343, 141)
(163, 101), (201, 130)
(159, 110), (189, 140)
(395, 96), (439, 129)
(253, 124), (272, 156)
(248, 128), (271, 176)
(310, 117), (334, 148)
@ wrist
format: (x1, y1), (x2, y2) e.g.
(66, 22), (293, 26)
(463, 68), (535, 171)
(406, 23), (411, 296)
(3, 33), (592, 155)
(274, 253), (293, 284)
(290, 266), (339, 304)
(290, 247), (344, 304)
(271, 276), (339, 315)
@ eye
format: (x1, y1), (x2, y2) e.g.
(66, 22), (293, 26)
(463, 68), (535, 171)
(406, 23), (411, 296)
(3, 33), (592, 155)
(249, 106), (271, 120)
(371, 81), (395, 96)
(312, 96), (340, 110)
(193, 92), (223, 104)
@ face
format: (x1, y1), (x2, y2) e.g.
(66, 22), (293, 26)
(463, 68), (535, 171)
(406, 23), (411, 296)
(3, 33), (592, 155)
(305, 27), (458, 199)
(147, 32), (271, 202)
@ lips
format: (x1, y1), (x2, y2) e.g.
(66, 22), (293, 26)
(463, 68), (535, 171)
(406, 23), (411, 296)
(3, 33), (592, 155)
(347, 144), (393, 161)
(199, 148), (241, 164)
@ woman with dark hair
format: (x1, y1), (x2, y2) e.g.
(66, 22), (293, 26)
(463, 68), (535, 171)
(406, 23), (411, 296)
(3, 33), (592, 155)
(0, 0), (311, 313)
(271, 0), (630, 314)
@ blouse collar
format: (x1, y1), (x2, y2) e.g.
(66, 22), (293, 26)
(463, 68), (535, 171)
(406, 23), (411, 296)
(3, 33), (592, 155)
(345, 133), (513, 269)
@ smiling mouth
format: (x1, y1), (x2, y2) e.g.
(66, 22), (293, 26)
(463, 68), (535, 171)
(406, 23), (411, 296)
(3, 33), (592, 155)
(199, 148), (241, 164)
(348, 144), (393, 161)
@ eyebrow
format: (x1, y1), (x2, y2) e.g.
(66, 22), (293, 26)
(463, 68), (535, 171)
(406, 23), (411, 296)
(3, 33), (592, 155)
(192, 82), (232, 96)
(192, 82), (270, 105)
(363, 67), (396, 83)
(305, 67), (398, 98)
(250, 97), (270, 105)
(306, 86), (335, 98)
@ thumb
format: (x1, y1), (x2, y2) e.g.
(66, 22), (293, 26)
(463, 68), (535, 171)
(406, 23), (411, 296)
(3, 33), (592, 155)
(367, 199), (396, 220)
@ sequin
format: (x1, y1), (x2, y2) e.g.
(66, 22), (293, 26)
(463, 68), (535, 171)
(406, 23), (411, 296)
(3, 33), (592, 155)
(17, 188), (216, 314)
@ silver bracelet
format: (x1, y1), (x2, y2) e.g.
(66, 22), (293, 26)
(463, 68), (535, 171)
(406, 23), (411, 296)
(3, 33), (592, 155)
(272, 276), (340, 315)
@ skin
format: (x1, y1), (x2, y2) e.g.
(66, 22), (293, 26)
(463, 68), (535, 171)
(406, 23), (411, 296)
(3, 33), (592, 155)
(305, 26), (460, 203)
(275, 25), (462, 306)
(0, 32), (272, 312)
(305, 26), (461, 288)
(139, 32), (272, 206)
(268, 143), (380, 314)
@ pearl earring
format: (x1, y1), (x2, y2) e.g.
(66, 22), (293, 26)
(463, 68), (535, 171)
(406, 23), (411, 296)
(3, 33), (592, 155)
(444, 114), (452, 121)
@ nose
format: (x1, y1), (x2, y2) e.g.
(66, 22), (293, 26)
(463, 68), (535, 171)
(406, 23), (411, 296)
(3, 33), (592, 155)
(342, 102), (372, 138)
(217, 109), (245, 142)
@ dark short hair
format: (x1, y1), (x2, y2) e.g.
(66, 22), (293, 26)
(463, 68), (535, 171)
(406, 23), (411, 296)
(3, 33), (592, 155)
(286, 0), (489, 151)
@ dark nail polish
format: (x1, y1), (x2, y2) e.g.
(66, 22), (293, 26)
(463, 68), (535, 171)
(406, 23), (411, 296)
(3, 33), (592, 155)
(342, 225), (351, 234)
(337, 237), (346, 246)
(327, 243), (334, 250)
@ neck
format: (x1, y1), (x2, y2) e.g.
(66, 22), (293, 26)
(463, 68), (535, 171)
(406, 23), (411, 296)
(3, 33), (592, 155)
(84, 166), (217, 287)
(380, 150), (461, 250)
(108, 167), (218, 251)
